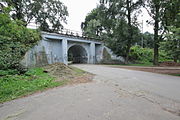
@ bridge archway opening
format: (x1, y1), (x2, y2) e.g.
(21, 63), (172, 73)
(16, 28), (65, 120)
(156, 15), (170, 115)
(68, 45), (88, 64)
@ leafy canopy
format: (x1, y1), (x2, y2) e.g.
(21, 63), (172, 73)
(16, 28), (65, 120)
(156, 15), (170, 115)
(1, 0), (68, 32)
(0, 13), (41, 70)
(82, 0), (142, 59)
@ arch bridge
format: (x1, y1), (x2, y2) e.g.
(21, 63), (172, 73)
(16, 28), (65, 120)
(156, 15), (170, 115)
(22, 31), (124, 67)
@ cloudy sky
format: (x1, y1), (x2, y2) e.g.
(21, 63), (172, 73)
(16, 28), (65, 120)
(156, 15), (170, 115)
(61, 0), (98, 31)
(61, 0), (153, 33)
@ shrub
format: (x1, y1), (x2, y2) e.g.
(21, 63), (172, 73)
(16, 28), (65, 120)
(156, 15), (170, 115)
(129, 45), (172, 64)
(129, 45), (153, 63)
(0, 14), (41, 71)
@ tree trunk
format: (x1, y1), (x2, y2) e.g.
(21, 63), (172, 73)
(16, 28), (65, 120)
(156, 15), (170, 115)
(173, 56), (178, 63)
(125, 0), (133, 64)
(125, 45), (131, 64)
(153, 2), (160, 66)
(153, 24), (159, 65)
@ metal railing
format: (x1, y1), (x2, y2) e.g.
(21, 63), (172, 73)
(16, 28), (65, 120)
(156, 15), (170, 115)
(28, 24), (101, 41)
(59, 29), (84, 37)
(54, 28), (101, 41)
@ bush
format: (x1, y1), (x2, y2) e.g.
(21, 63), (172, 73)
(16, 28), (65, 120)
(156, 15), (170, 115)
(129, 45), (153, 63)
(129, 45), (172, 64)
(0, 13), (41, 71)
(159, 50), (173, 62)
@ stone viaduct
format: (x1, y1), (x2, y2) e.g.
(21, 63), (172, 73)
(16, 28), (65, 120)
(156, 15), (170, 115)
(22, 31), (124, 67)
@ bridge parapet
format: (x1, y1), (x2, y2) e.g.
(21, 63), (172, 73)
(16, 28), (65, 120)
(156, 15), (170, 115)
(42, 29), (102, 42)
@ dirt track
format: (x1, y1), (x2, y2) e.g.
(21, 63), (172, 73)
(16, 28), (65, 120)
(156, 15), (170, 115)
(108, 65), (180, 75)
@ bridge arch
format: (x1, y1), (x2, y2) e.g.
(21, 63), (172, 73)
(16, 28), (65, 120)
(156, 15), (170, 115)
(68, 44), (88, 63)
(23, 32), (125, 67)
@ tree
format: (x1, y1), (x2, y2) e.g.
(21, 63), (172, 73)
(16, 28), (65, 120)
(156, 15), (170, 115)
(144, 0), (168, 65)
(163, 0), (180, 29)
(138, 32), (154, 48)
(1, 0), (68, 32)
(99, 0), (143, 63)
(81, 7), (103, 38)
(144, 0), (180, 64)
(0, 13), (41, 70)
(107, 19), (141, 58)
(81, 5), (108, 39)
(82, 1), (142, 60)
(123, 0), (143, 63)
(82, 19), (102, 38)
(162, 26), (180, 62)
(162, 0), (180, 62)
(83, 0), (142, 63)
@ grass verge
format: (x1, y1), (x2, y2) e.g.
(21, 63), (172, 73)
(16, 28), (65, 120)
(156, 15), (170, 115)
(0, 68), (67, 103)
(170, 74), (180, 77)
(126, 63), (154, 67)
(109, 63), (154, 67)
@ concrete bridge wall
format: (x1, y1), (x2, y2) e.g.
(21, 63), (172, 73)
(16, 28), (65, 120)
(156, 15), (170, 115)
(21, 32), (124, 67)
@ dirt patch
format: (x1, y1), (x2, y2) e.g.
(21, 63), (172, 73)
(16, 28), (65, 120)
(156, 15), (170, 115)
(110, 65), (180, 75)
(43, 63), (74, 77)
(43, 63), (94, 84)
(159, 62), (180, 67)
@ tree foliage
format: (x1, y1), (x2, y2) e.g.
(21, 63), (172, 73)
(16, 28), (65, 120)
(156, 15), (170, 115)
(1, 0), (68, 32)
(129, 45), (171, 64)
(82, 0), (142, 62)
(144, 0), (180, 64)
(82, 0), (180, 64)
(161, 0), (180, 62)
(138, 32), (154, 48)
(143, 0), (167, 65)
(0, 13), (41, 70)
(162, 22), (180, 62)
(81, 5), (107, 38)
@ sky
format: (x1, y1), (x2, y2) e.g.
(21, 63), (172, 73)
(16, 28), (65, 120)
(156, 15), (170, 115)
(59, 0), (153, 33)
(61, 0), (99, 32)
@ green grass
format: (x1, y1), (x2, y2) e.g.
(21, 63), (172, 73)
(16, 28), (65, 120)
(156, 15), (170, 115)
(171, 74), (180, 77)
(110, 63), (154, 67)
(0, 68), (66, 103)
(124, 63), (154, 67)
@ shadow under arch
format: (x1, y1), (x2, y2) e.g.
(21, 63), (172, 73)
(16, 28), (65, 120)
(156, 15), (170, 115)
(68, 45), (88, 63)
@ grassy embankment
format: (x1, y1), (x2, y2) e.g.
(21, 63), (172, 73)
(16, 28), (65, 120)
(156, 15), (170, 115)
(0, 66), (85, 103)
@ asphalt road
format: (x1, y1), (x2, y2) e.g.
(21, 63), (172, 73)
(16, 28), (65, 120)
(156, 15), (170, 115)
(0, 65), (180, 120)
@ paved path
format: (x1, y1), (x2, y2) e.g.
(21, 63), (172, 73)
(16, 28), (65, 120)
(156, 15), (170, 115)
(0, 65), (180, 120)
